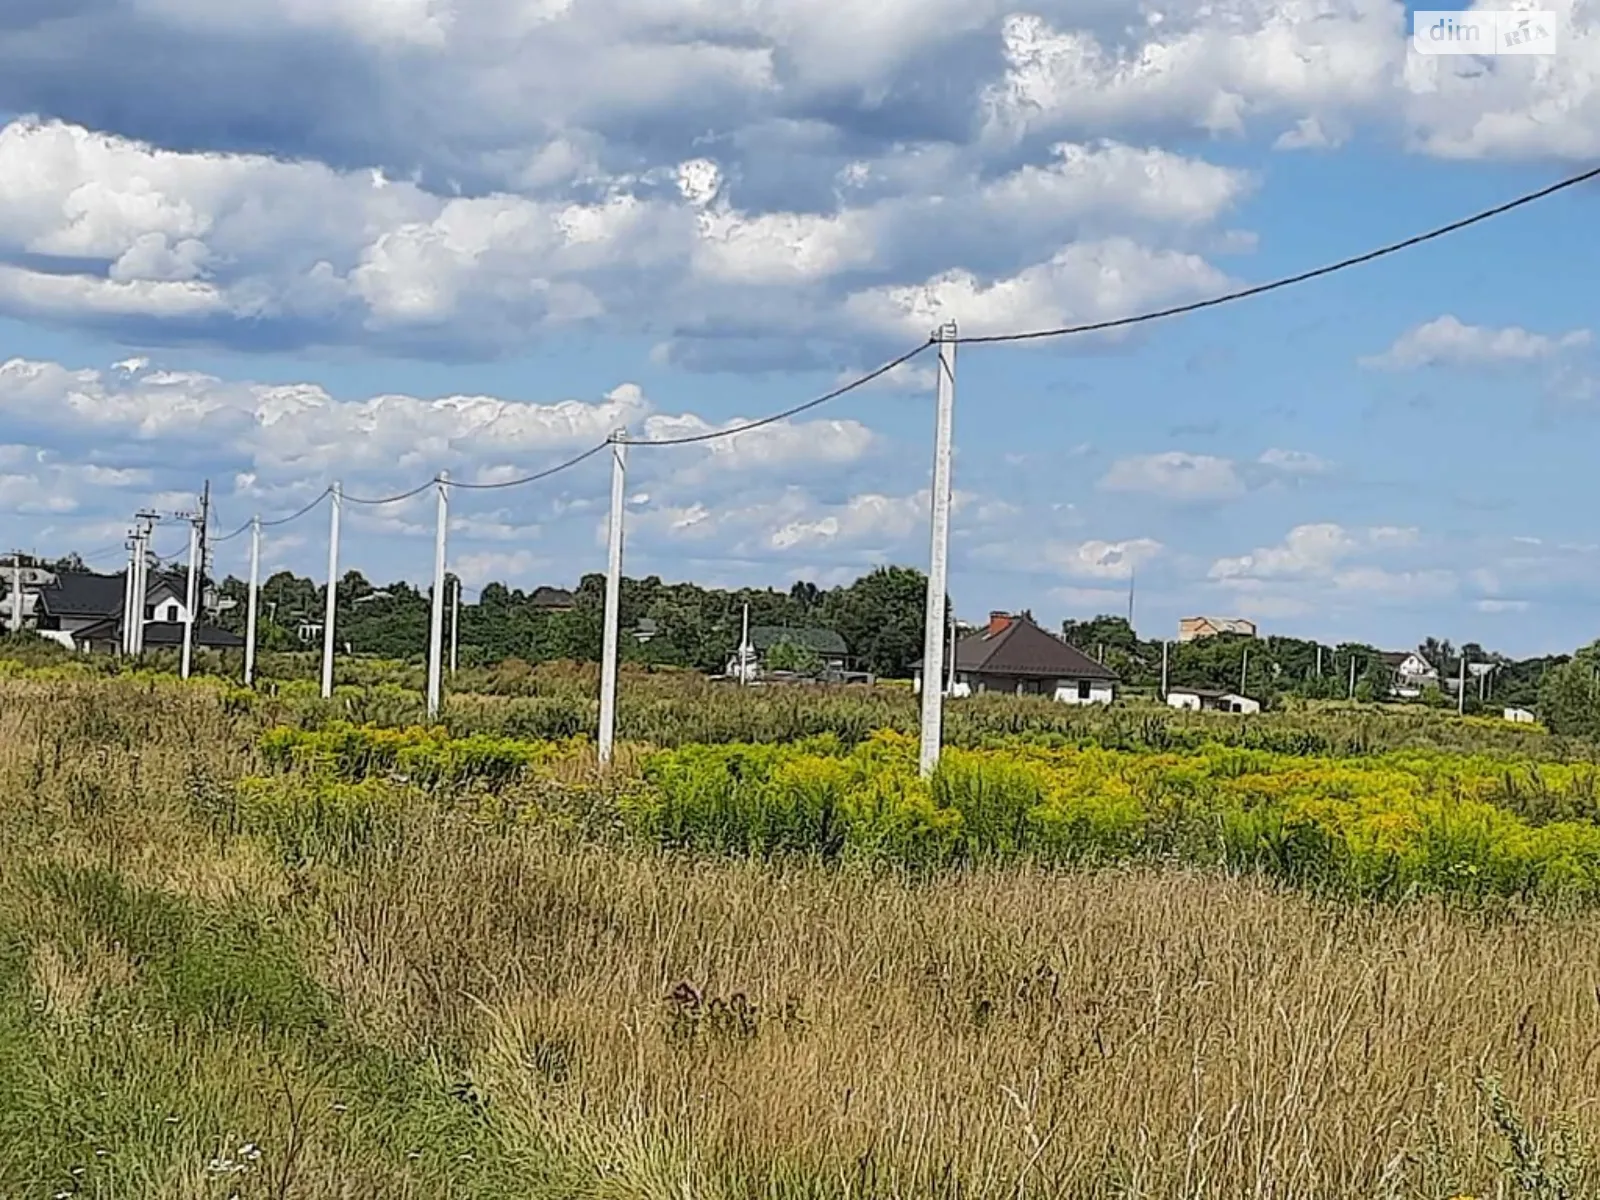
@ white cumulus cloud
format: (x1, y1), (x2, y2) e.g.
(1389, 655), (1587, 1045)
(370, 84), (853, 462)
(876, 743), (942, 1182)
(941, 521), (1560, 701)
(1363, 314), (1592, 369)
(1099, 451), (1245, 501)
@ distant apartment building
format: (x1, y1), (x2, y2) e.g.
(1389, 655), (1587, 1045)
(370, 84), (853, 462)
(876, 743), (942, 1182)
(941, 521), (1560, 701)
(1177, 616), (1258, 643)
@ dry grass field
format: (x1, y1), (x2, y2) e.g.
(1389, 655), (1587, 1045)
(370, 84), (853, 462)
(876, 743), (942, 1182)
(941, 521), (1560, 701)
(2, 677), (1598, 1197)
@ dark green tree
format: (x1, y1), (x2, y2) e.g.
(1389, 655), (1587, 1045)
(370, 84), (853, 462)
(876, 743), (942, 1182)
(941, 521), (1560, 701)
(822, 566), (929, 678)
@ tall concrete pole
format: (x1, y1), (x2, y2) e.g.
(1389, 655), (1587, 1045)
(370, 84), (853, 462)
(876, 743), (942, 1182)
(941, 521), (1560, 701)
(131, 519), (154, 657)
(180, 519), (200, 679)
(598, 433), (627, 765)
(129, 528), (145, 657)
(739, 601), (750, 685)
(918, 321), (958, 777)
(10, 553), (23, 633)
(244, 516), (261, 687)
(321, 482), (341, 699)
(426, 473), (449, 722)
(121, 539), (137, 655)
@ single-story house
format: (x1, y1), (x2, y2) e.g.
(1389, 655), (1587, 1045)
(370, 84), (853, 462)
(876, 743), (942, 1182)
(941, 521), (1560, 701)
(1166, 688), (1261, 715)
(73, 619), (243, 656)
(1380, 651), (1440, 698)
(1504, 707), (1537, 724)
(726, 626), (850, 678)
(912, 611), (1117, 705)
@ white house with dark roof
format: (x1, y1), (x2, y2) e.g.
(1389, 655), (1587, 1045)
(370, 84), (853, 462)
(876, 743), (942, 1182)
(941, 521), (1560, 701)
(34, 570), (242, 654)
(1380, 650), (1440, 698)
(912, 611), (1117, 704)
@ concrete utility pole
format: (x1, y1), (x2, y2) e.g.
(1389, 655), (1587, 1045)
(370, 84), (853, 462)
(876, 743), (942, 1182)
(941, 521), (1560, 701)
(131, 511), (157, 657)
(1161, 639), (1169, 700)
(321, 482), (342, 699)
(199, 479), (211, 618)
(10, 552), (23, 634)
(1348, 655), (1358, 701)
(426, 472), (449, 722)
(738, 601), (750, 685)
(598, 433), (627, 765)
(918, 320), (958, 778)
(244, 516), (261, 687)
(1240, 648), (1249, 696)
(180, 518), (200, 680)
(1315, 644), (1323, 678)
(450, 577), (460, 676)
(122, 537), (137, 655)
(1458, 654), (1467, 716)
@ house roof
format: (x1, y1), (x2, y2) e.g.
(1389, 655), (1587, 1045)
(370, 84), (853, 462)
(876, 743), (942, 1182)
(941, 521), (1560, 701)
(37, 570), (186, 619)
(75, 618), (243, 649)
(916, 615), (1117, 681)
(749, 626), (849, 655)
(529, 586), (575, 608)
(1380, 650), (1434, 670)
(36, 571), (127, 618)
(1181, 616), (1257, 635)
(1169, 687), (1253, 702)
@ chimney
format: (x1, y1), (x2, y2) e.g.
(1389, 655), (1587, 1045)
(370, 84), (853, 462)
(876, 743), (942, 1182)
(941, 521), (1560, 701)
(987, 611), (1013, 637)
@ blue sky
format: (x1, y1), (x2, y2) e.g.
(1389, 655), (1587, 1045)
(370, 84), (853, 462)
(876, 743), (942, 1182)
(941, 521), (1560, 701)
(0, 0), (1596, 655)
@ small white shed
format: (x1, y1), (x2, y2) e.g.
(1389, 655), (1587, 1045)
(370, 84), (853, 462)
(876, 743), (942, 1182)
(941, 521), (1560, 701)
(1167, 688), (1261, 715)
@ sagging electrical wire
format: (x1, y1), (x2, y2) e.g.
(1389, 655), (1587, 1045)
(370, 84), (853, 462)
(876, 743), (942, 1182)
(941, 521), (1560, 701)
(958, 163), (1600, 345)
(616, 340), (934, 448)
(447, 441), (613, 489)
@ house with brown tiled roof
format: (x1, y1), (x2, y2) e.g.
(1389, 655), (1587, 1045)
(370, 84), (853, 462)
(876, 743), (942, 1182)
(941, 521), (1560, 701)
(912, 611), (1117, 705)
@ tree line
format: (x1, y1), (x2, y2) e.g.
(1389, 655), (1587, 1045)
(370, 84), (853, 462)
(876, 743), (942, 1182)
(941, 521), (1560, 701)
(209, 559), (1575, 715)
(1058, 615), (1560, 713)
(214, 564), (934, 678)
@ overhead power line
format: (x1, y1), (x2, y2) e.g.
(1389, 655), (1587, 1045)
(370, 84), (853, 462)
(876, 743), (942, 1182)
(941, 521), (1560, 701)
(958, 162), (1600, 345)
(128, 165), (1599, 536)
(616, 340), (935, 447)
(210, 486), (335, 543)
(448, 441), (612, 489)
(344, 478), (438, 507)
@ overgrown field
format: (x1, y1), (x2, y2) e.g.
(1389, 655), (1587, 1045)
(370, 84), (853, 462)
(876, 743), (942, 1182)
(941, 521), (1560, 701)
(6, 675), (1600, 1196)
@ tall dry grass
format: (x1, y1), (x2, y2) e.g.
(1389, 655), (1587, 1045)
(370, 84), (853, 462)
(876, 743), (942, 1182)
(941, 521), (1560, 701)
(1, 679), (1598, 1197)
